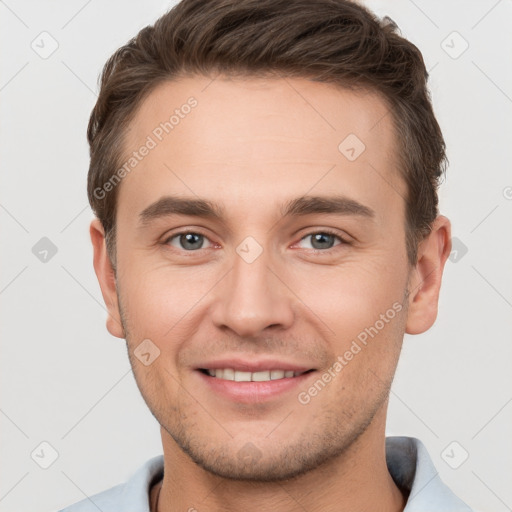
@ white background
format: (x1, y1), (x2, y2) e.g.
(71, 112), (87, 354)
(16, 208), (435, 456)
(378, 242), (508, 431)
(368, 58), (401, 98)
(1, 1), (511, 511)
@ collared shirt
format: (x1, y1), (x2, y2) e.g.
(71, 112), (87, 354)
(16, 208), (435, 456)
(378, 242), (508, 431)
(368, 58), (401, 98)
(58, 436), (474, 511)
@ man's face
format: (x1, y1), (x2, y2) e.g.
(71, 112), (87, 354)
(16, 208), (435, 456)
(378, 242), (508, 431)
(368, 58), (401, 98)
(111, 75), (412, 480)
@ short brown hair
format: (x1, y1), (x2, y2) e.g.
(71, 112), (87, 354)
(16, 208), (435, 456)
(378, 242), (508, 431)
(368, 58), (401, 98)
(87, 0), (446, 267)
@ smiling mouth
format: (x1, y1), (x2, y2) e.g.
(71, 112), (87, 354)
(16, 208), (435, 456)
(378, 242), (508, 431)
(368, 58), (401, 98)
(199, 368), (315, 382)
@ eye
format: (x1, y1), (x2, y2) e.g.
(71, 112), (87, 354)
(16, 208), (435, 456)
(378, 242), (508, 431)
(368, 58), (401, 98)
(297, 231), (345, 251)
(165, 232), (214, 251)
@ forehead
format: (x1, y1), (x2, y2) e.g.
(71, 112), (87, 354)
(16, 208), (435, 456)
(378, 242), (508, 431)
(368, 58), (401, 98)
(117, 75), (404, 223)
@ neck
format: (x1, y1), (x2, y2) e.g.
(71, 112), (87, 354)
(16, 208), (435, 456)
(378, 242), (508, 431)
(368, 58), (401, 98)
(155, 409), (406, 512)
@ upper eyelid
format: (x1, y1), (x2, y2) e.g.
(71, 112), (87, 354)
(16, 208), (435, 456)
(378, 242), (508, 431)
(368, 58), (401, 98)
(164, 230), (215, 247)
(164, 229), (348, 249)
(293, 231), (347, 249)
(162, 227), (211, 240)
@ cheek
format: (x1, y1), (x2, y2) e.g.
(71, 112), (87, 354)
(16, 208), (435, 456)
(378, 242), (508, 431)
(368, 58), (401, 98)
(292, 260), (407, 395)
(118, 262), (214, 344)
(293, 259), (406, 337)
(300, 270), (406, 397)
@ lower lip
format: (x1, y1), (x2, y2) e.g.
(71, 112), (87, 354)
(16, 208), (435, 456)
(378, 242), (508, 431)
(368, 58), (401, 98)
(195, 370), (316, 403)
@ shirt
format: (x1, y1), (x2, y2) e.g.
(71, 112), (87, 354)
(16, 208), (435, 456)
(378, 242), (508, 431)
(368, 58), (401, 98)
(58, 436), (474, 511)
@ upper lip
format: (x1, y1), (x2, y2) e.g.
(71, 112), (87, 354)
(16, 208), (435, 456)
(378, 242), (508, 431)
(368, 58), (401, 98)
(196, 358), (314, 373)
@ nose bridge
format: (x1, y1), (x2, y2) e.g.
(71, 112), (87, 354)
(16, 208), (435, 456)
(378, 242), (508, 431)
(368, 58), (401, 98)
(211, 238), (294, 336)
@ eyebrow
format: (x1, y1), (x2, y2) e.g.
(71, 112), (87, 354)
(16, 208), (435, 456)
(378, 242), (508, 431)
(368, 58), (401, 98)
(138, 194), (375, 228)
(280, 195), (375, 219)
(138, 196), (224, 227)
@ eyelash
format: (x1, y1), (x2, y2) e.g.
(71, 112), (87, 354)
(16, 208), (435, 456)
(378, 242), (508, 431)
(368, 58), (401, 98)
(162, 229), (349, 254)
(295, 229), (350, 252)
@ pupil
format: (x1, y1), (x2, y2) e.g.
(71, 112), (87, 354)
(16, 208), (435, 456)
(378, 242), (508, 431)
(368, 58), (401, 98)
(312, 233), (334, 249)
(181, 233), (202, 250)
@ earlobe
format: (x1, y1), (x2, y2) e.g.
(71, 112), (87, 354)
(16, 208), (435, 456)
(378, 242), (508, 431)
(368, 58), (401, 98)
(405, 215), (452, 335)
(90, 219), (125, 339)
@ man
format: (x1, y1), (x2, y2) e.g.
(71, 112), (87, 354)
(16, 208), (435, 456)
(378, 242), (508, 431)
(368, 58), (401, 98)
(60, 0), (473, 510)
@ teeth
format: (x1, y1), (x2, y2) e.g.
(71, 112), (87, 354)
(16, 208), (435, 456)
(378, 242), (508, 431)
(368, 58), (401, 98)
(252, 370), (270, 381)
(234, 370), (252, 382)
(222, 368), (234, 380)
(205, 368), (304, 382)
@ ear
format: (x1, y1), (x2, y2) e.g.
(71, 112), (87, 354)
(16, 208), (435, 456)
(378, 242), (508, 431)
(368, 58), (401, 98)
(90, 218), (125, 339)
(405, 215), (452, 335)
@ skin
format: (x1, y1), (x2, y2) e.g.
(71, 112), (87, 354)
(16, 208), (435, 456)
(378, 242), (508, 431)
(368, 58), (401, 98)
(90, 75), (451, 512)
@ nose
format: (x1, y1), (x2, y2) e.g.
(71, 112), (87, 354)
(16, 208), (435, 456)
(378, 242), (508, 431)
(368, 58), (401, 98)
(210, 245), (295, 338)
